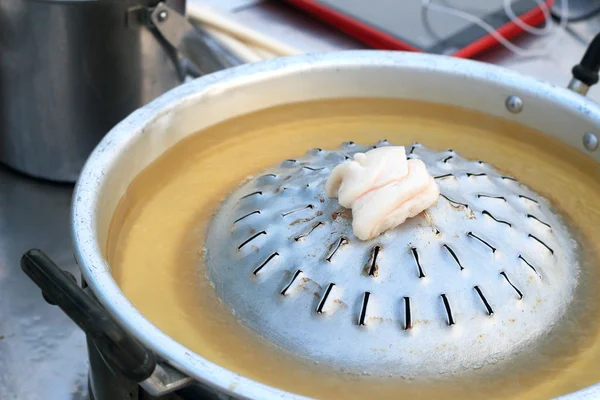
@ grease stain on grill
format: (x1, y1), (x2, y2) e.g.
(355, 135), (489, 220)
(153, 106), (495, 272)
(289, 216), (316, 226)
(280, 270), (303, 295)
(332, 208), (352, 221)
(411, 247), (426, 278)
(294, 221), (324, 241)
(441, 194), (469, 209)
(316, 283), (335, 314)
(326, 237), (348, 262)
(358, 292), (371, 326)
(253, 252), (279, 275)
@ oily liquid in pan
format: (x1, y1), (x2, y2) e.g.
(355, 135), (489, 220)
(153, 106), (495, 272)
(107, 98), (600, 400)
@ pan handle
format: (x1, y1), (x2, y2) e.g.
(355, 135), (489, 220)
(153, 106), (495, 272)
(21, 249), (157, 382)
(569, 32), (600, 96)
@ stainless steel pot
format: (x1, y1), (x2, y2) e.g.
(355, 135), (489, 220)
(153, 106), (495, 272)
(22, 48), (600, 399)
(0, 0), (239, 182)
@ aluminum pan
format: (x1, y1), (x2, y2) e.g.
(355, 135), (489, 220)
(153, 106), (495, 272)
(72, 50), (600, 399)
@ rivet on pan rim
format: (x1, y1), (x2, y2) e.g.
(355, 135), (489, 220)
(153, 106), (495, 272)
(505, 95), (524, 114)
(583, 132), (598, 152)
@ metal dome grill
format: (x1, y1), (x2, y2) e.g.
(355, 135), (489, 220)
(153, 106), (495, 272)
(204, 140), (579, 378)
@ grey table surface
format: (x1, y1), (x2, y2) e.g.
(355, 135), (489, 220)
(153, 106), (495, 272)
(0, 2), (598, 399)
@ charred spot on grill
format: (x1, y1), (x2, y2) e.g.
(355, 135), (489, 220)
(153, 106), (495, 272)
(332, 208), (352, 221)
(234, 210), (261, 224)
(411, 247), (426, 278)
(518, 255), (542, 278)
(441, 194), (469, 209)
(527, 214), (551, 229)
(294, 221), (324, 241)
(240, 191), (262, 200)
(467, 232), (496, 253)
(403, 297), (412, 330)
(358, 292), (371, 326)
(326, 237), (348, 262)
(501, 176), (517, 181)
(474, 286), (494, 316)
(500, 271), (523, 300)
(443, 244), (464, 271)
(289, 216), (316, 226)
(238, 231), (266, 250)
(442, 156), (454, 163)
(280, 270), (303, 295)
(260, 173), (277, 178)
(481, 210), (512, 227)
(441, 294), (455, 326)
(365, 246), (381, 277)
(316, 283), (335, 314)
(528, 234), (554, 255)
(253, 253), (279, 275)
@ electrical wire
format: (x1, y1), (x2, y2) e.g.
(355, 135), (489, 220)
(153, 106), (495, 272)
(421, 0), (569, 57)
(190, 0), (569, 62)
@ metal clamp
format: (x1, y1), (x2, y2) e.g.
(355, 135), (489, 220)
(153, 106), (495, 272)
(147, 2), (242, 78)
(141, 362), (194, 396)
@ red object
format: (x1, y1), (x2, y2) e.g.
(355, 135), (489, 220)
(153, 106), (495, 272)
(284, 0), (554, 58)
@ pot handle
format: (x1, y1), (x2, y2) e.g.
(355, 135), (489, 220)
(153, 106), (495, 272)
(569, 33), (600, 96)
(148, 2), (242, 78)
(21, 249), (157, 382)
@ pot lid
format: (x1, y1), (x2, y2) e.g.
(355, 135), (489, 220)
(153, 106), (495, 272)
(205, 141), (579, 377)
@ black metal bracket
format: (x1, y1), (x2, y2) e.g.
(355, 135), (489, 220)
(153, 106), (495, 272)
(21, 249), (157, 383)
